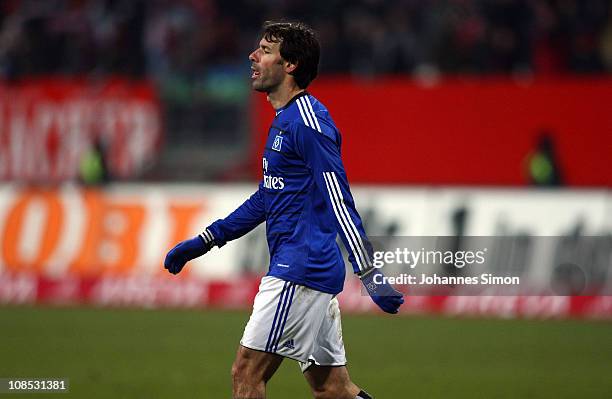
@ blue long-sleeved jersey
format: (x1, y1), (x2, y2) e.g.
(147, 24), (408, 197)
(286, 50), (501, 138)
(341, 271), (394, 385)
(205, 92), (372, 294)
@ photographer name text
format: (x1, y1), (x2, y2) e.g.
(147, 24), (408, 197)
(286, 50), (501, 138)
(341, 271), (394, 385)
(375, 273), (520, 286)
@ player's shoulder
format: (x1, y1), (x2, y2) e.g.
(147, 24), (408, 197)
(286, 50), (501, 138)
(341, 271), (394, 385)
(283, 93), (337, 141)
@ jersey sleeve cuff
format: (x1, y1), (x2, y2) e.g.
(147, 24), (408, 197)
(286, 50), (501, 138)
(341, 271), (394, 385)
(358, 267), (376, 279)
(199, 229), (216, 246)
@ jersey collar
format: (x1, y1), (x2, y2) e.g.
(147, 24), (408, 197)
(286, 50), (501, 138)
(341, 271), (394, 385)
(275, 91), (309, 116)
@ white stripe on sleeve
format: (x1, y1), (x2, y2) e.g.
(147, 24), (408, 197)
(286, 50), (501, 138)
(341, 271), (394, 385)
(323, 172), (367, 270)
(298, 97), (317, 130)
(304, 97), (322, 132)
(296, 98), (310, 127)
(328, 172), (371, 267)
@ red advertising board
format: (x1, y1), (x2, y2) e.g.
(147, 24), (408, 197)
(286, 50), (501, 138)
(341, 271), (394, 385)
(1, 272), (611, 320)
(0, 78), (161, 181)
(253, 77), (612, 186)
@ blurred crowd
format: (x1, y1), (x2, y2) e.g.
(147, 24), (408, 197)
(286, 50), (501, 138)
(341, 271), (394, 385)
(1, 0), (612, 80)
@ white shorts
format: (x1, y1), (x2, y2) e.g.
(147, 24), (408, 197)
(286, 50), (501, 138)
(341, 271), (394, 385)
(240, 276), (347, 371)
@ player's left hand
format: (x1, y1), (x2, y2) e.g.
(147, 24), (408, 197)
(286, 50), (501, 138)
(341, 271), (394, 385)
(360, 269), (404, 314)
(164, 236), (213, 275)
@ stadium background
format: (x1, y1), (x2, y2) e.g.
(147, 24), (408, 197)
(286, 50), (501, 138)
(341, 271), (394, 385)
(1, 0), (611, 397)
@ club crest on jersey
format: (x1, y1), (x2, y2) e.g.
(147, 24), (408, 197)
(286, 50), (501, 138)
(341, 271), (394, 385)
(272, 135), (283, 152)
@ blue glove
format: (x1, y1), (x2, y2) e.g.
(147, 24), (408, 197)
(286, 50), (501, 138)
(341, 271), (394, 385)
(164, 236), (213, 275)
(360, 269), (404, 314)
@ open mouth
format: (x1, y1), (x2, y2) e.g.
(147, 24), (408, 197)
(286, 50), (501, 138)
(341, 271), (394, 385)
(251, 65), (261, 79)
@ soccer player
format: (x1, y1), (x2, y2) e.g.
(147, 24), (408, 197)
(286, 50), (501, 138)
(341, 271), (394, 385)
(164, 21), (404, 399)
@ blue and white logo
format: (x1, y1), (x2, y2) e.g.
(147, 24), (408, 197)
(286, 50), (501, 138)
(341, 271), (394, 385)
(272, 135), (283, 152)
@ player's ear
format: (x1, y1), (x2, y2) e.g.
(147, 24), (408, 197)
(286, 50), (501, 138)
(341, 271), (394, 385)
(284, 61), (297, 73)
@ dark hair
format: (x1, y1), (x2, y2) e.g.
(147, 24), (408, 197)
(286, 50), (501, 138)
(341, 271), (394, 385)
(262, 21), (320, 89)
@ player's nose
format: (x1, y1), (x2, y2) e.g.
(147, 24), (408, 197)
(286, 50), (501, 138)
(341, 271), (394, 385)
(248, 49), (258, 62)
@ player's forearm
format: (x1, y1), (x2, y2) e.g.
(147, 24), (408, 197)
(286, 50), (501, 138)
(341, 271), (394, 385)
(206, 215), (264, 247)
(206, 187), (266, 247)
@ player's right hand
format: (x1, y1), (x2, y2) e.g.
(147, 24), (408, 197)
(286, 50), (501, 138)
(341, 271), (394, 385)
(360, 269), (404, 314)
(164, 236), (212, 275)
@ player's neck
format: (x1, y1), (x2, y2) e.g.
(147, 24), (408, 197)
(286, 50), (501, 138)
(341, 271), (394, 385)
(267, 82), (303, 110)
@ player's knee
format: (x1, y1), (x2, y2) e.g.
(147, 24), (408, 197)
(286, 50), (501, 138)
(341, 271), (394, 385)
(230, 361), (240, 382)
(312, 383), (355, 399)
(231, 358), (249, 385)
(231, 356), (261, 387)
(311, 387), (333, 399)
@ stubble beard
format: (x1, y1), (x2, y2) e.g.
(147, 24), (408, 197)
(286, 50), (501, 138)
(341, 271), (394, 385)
(252, 81), (269, 93)
(254, 60), (286, 93)
(252, 75), (281, 94)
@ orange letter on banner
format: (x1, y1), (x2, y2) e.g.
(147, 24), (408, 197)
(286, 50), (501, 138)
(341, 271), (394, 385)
(168, 203), (204, 246)
(103, 202), (145, 274)
(160, 203), (205, 276)
(69, 189), (145, 276)
(69, 189), (104, 276)
(2, 189), (63, 273)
